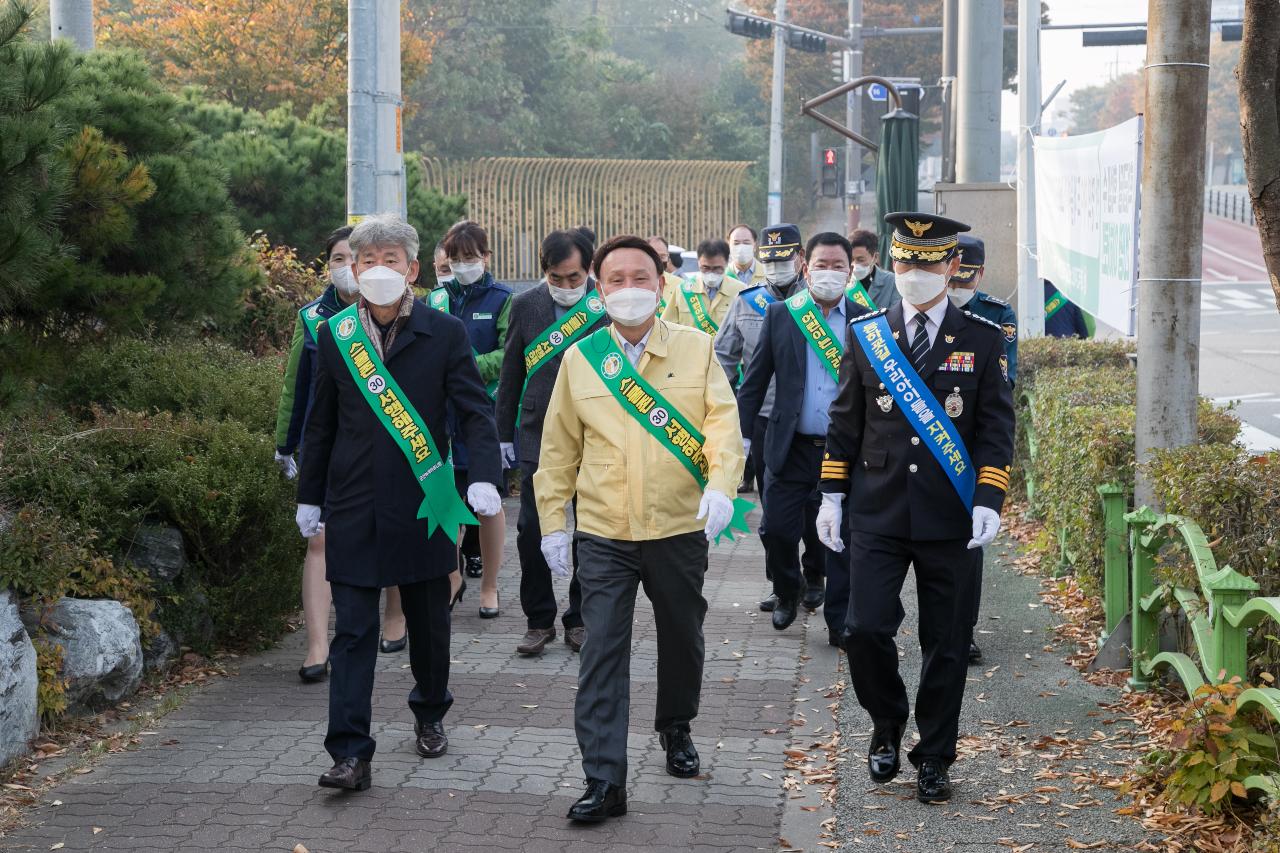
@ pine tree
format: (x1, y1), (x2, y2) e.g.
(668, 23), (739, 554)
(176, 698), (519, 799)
(0, 1), (75, 313)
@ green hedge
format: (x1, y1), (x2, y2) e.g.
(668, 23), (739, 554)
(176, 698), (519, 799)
(1021, 359), (1240, 594)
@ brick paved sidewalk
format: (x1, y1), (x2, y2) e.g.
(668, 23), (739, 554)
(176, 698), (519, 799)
(1, 501), (837, 853)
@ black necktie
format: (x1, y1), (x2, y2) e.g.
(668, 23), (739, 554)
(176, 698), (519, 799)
(910, 313), (931, 370)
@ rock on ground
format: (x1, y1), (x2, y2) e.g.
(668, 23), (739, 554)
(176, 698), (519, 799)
(127, 524), (187, 585)
(42, 598), (144, 713)
(0, 589), (39, 765)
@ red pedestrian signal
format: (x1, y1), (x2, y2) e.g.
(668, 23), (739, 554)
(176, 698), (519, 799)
(823, 148), (837, 166)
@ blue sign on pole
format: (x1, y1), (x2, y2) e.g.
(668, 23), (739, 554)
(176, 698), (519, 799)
(868, 83), (888, 102)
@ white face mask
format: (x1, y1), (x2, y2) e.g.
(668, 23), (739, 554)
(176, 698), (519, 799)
(895, 268), (949, 306)
(604, 287), (658, 327)
(330, 263), (359, 296)
(852, 262), (873, 282)
(357, 265), (407, 307)
(947, 286), (978, 308)
(763, 260), (796, 287)
(730, 244), (754, 266)
(547, 280), (586, 308)
(451, 261), (484, 286)
(701, 271), (725, 289)
(808, 269), (848, 302)
(436, 272), (454, 287)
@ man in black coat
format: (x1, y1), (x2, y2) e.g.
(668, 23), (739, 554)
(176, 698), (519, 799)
(495, 229), (609, 657)
(817, 212), (1015, 805)
(736, 232), (867, 644)
(297, 215), (503, 792)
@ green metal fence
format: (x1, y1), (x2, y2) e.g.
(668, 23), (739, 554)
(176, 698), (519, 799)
(1092, 488), (1280, 797)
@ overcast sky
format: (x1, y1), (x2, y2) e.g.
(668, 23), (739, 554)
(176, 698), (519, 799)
(1001, 0), (1241, 133)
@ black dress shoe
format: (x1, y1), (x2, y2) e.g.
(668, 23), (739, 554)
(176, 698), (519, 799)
(298, 659), (329, 683)
(827, 629), (843, 649)
(567, 779), (627, 822)
(771, 598), (799, 630)
(759, 593), (778, 612)
(868, 723), (904, 783)
(415, 721), (448, 758)
(464, 554), (484, 578)
(968, 640), (983, 665)
(379, 636), (407, 654)
(318, 757), (371, 791)
(659, 728), (700, 778)
(916, 757), (952, 803)
(802, 583), (825, 612)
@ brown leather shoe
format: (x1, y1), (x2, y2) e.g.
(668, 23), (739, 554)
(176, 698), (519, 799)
(565, 626), (586, 653)
(318, 757), (371, 790)
(415, 721), (448, 758)
(515, 628), (556, 656)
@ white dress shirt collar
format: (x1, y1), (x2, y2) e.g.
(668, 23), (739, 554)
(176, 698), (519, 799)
(901, 297), (949, 348)
(618, 326), (654, 366)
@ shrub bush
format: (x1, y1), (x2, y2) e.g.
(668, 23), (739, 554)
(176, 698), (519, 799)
(1025, 365), (1240, 593)
(0, 404), (302, 650)
(228, 235), (326, 356)
(1017, 336), (1134, 393)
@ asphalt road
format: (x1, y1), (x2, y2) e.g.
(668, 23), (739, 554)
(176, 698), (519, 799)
(1199, 214), (1280, 451)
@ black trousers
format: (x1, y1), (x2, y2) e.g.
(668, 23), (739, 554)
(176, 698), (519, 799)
(970, 547), (984, 629)
(517, 461), (583, 630)
(744, 413), (767, 494)
(842, 530), (977, 767)
(761, 437), (836, 607)
(326, 578), (453, 761)
(574, 531), (708, 785)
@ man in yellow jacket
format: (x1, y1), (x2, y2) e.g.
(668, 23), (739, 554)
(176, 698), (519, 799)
(659, 238), (747, 335)
(535, 235), (746, 824)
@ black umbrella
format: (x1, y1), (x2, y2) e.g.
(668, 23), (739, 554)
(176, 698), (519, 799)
(875, 107), (920, 262)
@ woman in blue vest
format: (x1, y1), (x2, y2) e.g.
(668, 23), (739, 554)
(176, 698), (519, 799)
(436, 220), (512, 619)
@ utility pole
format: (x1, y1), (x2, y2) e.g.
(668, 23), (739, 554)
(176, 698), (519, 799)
(768, 0), (787, 223)
(49, 0), (93, 51)
(1016, 0), (1044, 338)
(955, 0), (1003, 182)
(845, 0), (863, 233)
(347, 0), (407, 224)
(1135, 0), (1212, 507)
(941, 0), (958, 183)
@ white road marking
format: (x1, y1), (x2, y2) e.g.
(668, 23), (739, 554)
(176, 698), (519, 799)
(1202, 242), (1270, 274)
(1241, 350), (1280, 356)
(1240, 423), (1280, 452)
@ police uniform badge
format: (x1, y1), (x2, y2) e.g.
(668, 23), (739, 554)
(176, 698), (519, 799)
(944, 387), (964, 418)
(999, 355), (1009, 383)
(876, 394), (894, 413)
(944, 334), (956, 344)
(1002, 323), (1017, 343)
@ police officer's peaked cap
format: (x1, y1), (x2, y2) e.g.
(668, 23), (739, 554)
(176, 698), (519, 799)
(883, 212), (970, 264)
(952, 234), (985, 283)
(756, 223), (803, 262)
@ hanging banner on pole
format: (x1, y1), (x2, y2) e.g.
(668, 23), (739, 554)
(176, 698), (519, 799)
(1033, 116), (1142, 335)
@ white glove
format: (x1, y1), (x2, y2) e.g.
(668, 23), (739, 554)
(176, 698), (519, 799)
(816, 493), (845, 553)
(541, 530), (572, 578)
(743, 437), (752, 457)
(274, 451), (298, 480)
(696, 488), (734, 542)
(967, 506), (1001, 550)
(500, 442), (517, 468)
(295, 504), (322, 538)
(466, 482), (503, 517)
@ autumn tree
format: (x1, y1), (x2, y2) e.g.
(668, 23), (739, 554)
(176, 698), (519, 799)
(97, 0), (433, 122)
(1237, 0), (1280, 312)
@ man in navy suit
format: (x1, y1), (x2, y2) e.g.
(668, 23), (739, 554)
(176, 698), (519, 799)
(736, 233), (867, 644)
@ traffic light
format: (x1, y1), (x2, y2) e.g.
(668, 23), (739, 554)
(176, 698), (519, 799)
(1221, 22), (1242, 41)
(821, 148), (839, 198)
(726, 10), (773, 40)
(830, 51), (848, 83)
(788, 29), (828, 53)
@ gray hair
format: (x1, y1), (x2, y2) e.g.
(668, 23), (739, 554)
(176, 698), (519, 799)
(348, 214), (420, 262)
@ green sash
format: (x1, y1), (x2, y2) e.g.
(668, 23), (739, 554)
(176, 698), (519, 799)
(300, 303), (325, 341)
(427, 288), (497, 398)
(516, 290), (608, 427)
(784, 290), (844, 381)
(680, 279), (719, 335)
(327, 304), (476, 543)
(1044, 292), (1066, 321)
(580, 328), (753, 544)
(846, 279), (877, 312)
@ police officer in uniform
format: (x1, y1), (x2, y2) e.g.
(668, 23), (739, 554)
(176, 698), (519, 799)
(817, 212), (1015, 804)
(946, 234), (1018, 663)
